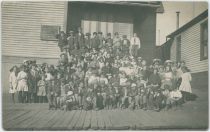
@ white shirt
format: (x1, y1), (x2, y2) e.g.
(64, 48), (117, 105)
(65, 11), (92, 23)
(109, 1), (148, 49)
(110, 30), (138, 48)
(130, 36), (141, 48)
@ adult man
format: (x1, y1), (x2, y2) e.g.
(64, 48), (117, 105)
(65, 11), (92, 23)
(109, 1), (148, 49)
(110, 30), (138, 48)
(75, 27), (85, 50)
(130, 33), (141, 58)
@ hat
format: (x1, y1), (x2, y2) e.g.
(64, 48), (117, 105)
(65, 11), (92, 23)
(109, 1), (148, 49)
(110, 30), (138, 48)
(114, 32), (119, 35)
(165, 60), (173, 63)
(107, 33), (111, 36)
(67, 91), (73, 96)
(85, 33), (91, 36)
(93, 32), (97, 35)
(153, 59), (161, 64)
(86, 97), (91, 102)
(131, 83), (137, 87)
(23, 60), (28, 63)
(69, 30), (74, 34)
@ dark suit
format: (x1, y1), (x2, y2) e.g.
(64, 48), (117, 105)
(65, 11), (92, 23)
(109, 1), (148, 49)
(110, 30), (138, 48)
(75, 33), (85, 49)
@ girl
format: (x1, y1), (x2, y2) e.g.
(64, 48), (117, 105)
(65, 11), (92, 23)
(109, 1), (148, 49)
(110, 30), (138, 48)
(37, 74), (46, 103)
(162, 66), (173, 90)
(9, 66), (18, 103)
(17, 65), (28, 103)
(179, 66), (192, 102)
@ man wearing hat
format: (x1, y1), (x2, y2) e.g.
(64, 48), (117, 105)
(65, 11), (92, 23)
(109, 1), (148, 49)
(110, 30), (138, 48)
(105, 33), (113, 48)
(84, 33), (91, 52)
(121, 35), (130, 55)
(113, 32), (122, 54)
(75, 27), (85, 50)
(67, 30), (75, 55)
(98, 32), (104, 49)
(130, 33), (141, 58)
(56, 31), (68, 52)
(91, 32), (100, 51)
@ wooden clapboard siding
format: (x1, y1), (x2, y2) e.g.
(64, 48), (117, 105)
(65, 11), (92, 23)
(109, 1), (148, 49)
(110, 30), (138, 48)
(170, 18), (208, 73)
(2, 1), (65, 58)
(170, 38), (177, 61)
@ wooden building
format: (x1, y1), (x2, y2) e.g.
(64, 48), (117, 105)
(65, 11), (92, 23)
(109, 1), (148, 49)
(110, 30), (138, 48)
(2, 1), (164, 93)
(158, 10), (208, 88)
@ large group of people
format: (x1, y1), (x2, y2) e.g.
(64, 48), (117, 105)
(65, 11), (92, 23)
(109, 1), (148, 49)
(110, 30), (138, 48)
(9, 27), (193, 112)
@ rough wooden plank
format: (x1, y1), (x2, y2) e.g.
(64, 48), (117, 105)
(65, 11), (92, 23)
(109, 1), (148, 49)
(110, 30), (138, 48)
(90, 110), (98, 130)
(45, 110), (66, 130)
(97, 110), (106, 130)
(50, 111), (67, 130)
(67, 110), (82, 130)
(100, 110), (112, 130)
(23, 110), (50, 130)
(57, 110), (76, 130)
(116, 109), (131, 129)
(6, 110), (40, 130)
(3, 109), (30, 124)
(74, 110), (87, 130)
(40, 110), (60, 130)
(17, 110), (45, 130)
(83, 110), (92, 130)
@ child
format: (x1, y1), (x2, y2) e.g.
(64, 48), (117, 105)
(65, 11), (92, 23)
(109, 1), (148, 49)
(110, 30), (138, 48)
(139, 85), (147, 110)
(179, 66), (192, 102)
(37, 74), (47, 103)
(45, 67), (55, 109)
(121, 35), (130, 56)
(9, 66), (18, 103)
(83, 88), (94, 110)
(17, 65), (28, 103)
(67, 30), (75, 55)
(54, 73), (61, 109)
(65, 90), (76, 111)
(153, 89), (163, 111)
(105, 33), (113, 49)
(166, 88), (182, 110)
(147, 88), (154, 110)
(113, 84), (121, 109)
(128, 83), (137, 110)
(78, 83), (84, 109)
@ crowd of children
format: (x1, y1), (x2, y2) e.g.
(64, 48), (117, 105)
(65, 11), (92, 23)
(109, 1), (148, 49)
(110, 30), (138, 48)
(9, 28), (193, 112)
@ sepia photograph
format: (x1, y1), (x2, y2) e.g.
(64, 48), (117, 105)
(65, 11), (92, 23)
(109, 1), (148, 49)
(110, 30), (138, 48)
(1, 1), (209, 130)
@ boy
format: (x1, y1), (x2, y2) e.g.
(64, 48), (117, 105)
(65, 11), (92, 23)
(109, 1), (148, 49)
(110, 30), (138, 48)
(67, 30), (75, 55)
(78, 83), (84, 109)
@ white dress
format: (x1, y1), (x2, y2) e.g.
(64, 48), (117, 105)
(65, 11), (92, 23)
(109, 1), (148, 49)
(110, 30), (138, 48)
(17, 71), (28, 92)
(179, 72), (192, 93)
(9, 72), (17, 93)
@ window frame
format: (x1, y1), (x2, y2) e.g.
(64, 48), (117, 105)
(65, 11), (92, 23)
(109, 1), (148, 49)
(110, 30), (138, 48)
(200, 20), (208, 60)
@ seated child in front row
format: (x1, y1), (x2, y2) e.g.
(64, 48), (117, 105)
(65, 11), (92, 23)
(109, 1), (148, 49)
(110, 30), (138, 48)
(166, 88), (182, 110)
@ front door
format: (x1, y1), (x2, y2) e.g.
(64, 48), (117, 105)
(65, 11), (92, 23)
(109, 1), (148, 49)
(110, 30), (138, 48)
(81, 10), (133, 39)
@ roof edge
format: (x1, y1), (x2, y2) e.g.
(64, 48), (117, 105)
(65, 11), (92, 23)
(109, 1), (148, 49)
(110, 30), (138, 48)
(167, 9), (208, 38)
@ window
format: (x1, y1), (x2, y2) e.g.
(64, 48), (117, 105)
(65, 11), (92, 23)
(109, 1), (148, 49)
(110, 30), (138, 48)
(200, 20), (208, 60)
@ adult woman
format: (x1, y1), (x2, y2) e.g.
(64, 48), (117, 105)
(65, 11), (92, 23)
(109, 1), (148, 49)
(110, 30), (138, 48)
(17, 65), (28, 103)
(9, 66), (18, 103)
